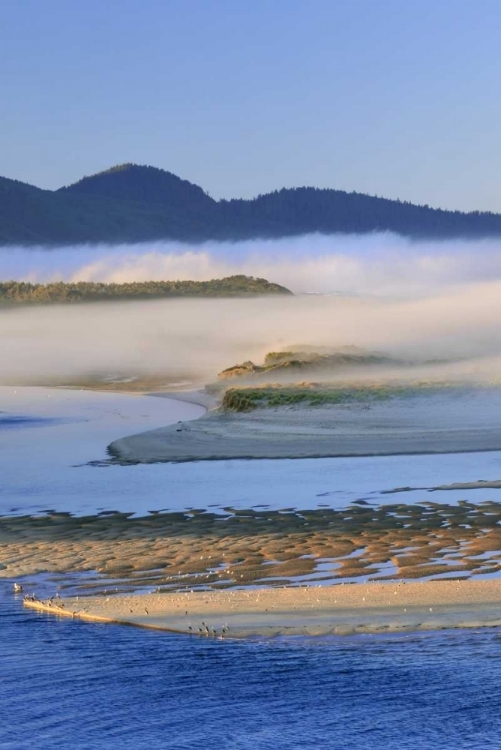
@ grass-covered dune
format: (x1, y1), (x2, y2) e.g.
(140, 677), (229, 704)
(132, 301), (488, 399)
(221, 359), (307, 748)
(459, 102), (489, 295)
(0, 275), (291, 305)
(221, 381), (466, 412)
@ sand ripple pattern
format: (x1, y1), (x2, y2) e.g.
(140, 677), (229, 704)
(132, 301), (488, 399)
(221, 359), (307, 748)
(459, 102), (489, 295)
(4, 500), (501, 591)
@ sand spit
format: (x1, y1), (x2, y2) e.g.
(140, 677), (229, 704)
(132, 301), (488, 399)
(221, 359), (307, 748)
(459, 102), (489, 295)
(108, 391), (501, 463)
(23, 580), (501, 637)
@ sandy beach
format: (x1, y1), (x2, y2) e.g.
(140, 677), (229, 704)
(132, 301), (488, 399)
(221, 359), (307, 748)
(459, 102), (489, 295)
(23, 579), (501, 637)
(109, 389), (501, 463)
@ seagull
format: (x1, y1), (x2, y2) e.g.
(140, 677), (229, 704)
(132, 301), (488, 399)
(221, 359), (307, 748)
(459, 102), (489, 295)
(13, 583), (23, 593)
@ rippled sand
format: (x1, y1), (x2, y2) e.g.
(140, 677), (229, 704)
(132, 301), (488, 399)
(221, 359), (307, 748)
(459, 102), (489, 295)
(5, 501), (501, 589)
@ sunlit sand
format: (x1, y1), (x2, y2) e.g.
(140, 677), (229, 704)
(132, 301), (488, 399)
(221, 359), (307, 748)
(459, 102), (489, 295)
(23, 579), (501, 638)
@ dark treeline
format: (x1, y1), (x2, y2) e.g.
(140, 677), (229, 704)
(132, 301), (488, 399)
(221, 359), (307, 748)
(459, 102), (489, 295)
(0, 276), (291, 305)
(219, 187), (501, 239)
(2, 163), (501, 246)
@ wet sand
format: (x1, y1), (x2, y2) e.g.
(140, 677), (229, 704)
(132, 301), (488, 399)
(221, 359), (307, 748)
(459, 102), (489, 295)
(23, 579), (501, 637)
(5, 501), (501, 587)
(108, 390), (501, 463)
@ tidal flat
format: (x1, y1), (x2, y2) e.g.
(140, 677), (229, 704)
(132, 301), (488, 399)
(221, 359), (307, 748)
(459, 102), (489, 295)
(6, 499), (501, 589)
(6, 385), (501, 639)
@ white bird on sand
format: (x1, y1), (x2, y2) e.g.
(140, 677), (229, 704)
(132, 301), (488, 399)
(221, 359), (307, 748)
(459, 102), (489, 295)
(13, 583), (23, 593)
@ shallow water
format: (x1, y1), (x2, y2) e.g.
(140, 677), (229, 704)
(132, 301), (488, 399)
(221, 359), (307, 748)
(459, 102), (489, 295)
(3, 387), (501, 517)
(2, 586), (501, 750)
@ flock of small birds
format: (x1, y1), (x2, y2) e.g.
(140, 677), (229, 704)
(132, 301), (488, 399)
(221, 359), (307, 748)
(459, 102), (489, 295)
(16, 583), (231, 637)
(21, 589), (67, 610)
(15, 584), (90, 617)
(188, 621), (229, 639)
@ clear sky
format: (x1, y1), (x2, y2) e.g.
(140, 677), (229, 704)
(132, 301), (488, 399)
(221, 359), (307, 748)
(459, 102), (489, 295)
(2, 0), (501, 211)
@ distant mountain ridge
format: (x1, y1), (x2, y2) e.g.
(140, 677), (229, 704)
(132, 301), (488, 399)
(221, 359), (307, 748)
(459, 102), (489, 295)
(2, 162), (501, 246)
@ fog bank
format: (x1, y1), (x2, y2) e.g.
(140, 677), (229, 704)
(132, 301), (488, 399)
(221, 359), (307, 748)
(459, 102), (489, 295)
(3, 233), (501, 385)
(3, 282), (501, 384)
(4, 233), (501, 296)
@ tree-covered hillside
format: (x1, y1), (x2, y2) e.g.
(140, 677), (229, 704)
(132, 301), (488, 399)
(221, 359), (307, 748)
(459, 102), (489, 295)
(2, 163), (501, 246)
(220, 187), (501, 239)
(0, 276), (292, 304)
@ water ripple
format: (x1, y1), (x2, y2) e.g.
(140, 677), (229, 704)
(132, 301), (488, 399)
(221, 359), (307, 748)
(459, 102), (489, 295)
(2, 589), (501, 749)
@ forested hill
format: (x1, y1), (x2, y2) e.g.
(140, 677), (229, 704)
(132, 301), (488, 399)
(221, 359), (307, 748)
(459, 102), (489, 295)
(2, 163), (501, 246)
(0, 276), (292, 305)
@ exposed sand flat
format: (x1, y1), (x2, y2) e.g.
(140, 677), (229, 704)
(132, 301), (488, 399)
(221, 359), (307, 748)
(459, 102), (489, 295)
(23, 579), (501, 637)
(108, 391), (501, 463)
(432, 480), (501, 491)
(385, 480), (501, 496)
(6, 501), (501, 585)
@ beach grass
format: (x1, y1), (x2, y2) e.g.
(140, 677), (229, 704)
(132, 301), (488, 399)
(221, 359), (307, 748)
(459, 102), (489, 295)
(221, 381), (464, 412)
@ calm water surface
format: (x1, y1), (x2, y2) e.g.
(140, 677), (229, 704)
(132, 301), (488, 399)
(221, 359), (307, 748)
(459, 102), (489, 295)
(3, 386), (501, 516)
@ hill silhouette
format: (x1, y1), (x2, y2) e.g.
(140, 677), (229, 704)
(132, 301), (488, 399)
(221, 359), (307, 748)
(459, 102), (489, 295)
(2, 163), (501, 246)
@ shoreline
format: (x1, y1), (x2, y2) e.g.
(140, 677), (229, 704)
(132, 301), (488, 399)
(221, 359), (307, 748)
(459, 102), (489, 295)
(23, 579), (501, 638)
(108, 390), (501, 463)
(57, 382), (216, 411)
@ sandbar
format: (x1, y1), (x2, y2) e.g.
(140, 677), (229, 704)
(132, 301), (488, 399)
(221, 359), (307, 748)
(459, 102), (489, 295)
(108, 390), (501, 463)
(23, 579), (501, 637)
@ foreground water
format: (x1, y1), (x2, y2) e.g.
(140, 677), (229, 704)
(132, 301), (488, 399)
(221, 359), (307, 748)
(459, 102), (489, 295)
(3, 386), (501, 516)
(2, 587), (501, 750)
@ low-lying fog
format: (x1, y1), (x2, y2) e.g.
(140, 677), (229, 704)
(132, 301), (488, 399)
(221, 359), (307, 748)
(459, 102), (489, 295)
(2, 283), (501, 385)
(5, 232), (501, 296)
(3, 233), (501, 384)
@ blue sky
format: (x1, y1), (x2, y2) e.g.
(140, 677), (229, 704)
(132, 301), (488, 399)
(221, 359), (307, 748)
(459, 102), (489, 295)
(2, 0), (501, 211)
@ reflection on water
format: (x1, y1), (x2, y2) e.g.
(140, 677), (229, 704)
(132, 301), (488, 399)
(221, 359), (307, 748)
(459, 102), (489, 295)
(3, 387), (501, 517)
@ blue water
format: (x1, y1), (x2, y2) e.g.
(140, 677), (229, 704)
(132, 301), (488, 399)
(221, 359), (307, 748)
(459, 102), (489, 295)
(4, 387), (501, 518)
(0, 413), (69, 429)
(2, 588), (501, 749)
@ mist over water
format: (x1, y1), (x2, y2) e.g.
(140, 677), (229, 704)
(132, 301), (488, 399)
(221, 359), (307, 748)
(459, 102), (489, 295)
(3, 233), (501, 383)
(4, 232), (501, 296)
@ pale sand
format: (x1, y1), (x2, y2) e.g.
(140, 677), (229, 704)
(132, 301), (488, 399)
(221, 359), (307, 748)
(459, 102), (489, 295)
(108, 391), (501, 463)
(23, 579), (501, 637)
